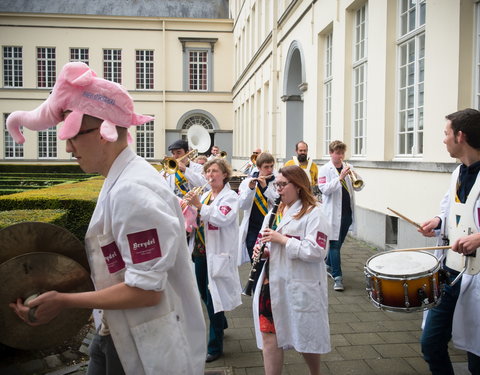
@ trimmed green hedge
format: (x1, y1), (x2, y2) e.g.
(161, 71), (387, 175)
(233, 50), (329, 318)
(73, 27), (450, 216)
(0, 177), (104, 241)
(0, 164), (89, 174)
(0, 209), (68, 229)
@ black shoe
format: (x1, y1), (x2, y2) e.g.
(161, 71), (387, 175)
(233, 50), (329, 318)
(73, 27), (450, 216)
(206, 352), (222, 363)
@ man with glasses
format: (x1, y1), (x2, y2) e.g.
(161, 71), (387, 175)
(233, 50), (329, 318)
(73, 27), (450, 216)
(7, 62), (206, 375)
(242, 147), (262, 176)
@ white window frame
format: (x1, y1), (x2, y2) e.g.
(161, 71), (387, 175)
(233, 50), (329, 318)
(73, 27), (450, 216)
(352, 4), (368, 156)
(103, 49), (122, 84)
(324, 33), (333, 155)
(4, 114), (24, 158)
(188, 49), (209, 91)
(136, 50), (154, 90)
(396, 0), (425, 157)
(475, 2), (480, 109)
(70, 48), (89, 64)
(37, 47), (56, 88)
(136, 120), (155, 159)
(3, 46), (23, 87)
(38, 127), (57, 159)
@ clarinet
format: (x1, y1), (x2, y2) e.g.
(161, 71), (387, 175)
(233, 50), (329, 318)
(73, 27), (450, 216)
(242, 197), (281, 296)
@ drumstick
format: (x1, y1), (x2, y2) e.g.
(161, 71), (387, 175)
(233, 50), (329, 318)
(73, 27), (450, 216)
(392, 245), (451, 252)
(387, 207), (422, 229)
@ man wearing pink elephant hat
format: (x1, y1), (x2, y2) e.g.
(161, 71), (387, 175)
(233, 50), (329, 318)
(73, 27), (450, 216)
(8, 62), (207, 375)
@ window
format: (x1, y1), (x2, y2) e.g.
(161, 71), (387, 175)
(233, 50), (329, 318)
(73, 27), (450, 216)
(353, 5), (368, 156)
(136, 50), (154, 90)
(189, 50), (208, 91)
(4, 114), (24, 158)
(179, 38), (217, 92)
(475, 3), (480, 109)
(70, 48), (89, 64)
(38, 127), (57, 158)
(103, 49), (122, 84)
(397, 0), (425, 156)
(324, 33), (333, 155)
(37, 47), (56, 88)
(136, 120), (154, 159)
(3, 46), (23, 87)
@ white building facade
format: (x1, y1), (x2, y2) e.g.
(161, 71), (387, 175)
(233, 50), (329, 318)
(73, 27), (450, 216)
(231, 0), (480, 249)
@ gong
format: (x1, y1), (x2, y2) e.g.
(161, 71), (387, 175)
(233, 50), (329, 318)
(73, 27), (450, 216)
(0, 222), (89, 270)
(0, 252), (93, 350)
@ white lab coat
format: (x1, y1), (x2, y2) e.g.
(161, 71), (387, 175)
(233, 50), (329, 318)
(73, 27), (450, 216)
(252, 201), (331, 354)
(188, 183), (243, 313)
(237, 176), (279, 265)
(166, 161), (206, 196)
(318, 160), (364, 240)
(85, 147), (206, 375)
(429, 165), (480, 356)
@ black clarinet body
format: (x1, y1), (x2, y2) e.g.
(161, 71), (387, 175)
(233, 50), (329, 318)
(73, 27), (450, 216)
(242, 197), (281, 296)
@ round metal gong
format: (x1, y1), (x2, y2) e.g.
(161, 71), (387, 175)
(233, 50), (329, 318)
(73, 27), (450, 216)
(0, 252), (94, 350)
(0, 222), (89, 270)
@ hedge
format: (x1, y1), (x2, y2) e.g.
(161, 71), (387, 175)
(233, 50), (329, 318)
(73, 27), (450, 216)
(0, 177), (104, 241)
(0, 209), (68, 229)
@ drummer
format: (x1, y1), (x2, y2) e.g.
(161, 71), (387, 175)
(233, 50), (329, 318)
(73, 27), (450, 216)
(418, 108), (480, 374)
(7, 62), (206, 375)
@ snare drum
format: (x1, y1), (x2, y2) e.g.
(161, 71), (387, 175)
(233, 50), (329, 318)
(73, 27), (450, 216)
(364, 251), (442, 312)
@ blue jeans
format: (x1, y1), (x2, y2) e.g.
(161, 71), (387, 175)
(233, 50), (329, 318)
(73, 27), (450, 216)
(193, 256), (227, 355)
(326, 214), (352, 279)
(87, 333), (125, 375)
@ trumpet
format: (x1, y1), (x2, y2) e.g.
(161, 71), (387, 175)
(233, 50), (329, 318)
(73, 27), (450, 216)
(181, 180), (212, 209)
(219, 151), (228, 158)
(239, 152), (258, 172)
(345, 162), (364, 190)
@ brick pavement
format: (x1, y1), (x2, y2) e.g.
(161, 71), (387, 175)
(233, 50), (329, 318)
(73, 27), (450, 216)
(207, 236), (469, 375)
(2, 237), (470, 375)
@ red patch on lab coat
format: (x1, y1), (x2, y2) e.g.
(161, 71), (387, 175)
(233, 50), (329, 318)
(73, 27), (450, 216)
(316, 231), (328, 248)
(127, 229), (161, 264)
(208, 223), (219, 230)
(318, 176), (326, 184)
(219, 205), (231, 215)
(101, 241), (125, 273)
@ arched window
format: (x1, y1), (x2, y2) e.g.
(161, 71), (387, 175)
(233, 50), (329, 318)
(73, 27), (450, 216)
(182, 115), (214, 130)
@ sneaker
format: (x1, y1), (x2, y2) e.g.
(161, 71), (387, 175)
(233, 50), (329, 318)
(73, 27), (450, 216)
(326, 265), (333, 280)
(333, 277), (344, 291)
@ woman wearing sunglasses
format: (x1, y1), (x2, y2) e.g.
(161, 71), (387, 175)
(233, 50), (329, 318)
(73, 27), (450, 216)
(251, 165), (331, 375)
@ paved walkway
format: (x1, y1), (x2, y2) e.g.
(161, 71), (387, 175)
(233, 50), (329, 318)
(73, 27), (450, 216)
(2, 237), (470, 375)
(207, 236), (469, 375)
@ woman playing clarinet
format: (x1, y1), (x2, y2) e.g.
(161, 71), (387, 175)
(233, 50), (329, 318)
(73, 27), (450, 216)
(252, 165), (331, 375)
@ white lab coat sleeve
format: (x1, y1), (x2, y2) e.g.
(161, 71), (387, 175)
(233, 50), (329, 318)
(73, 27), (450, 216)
(264, 182), (279, 203)
(108, 180), (182, 292)
(285, 208), (329, 262)
(183, 163), (207, 187)
(318, 165), (341, 195)
(200, 190), (239, 227)
(238, 178), (256, 210)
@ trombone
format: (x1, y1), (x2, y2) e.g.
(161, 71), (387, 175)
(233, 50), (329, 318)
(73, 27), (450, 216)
(158, 149), (198, 175)
(238, 152), (257, 172)
(345, 162), (364, 190)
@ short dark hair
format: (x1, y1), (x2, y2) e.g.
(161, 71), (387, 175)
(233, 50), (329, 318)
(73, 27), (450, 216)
(446, 108), (480, 150)
(295, 141), (308, 151)
(256, 152), (275, 168)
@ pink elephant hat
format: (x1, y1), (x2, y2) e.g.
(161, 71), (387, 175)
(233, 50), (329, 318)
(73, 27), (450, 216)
(7, 61), (153, 144)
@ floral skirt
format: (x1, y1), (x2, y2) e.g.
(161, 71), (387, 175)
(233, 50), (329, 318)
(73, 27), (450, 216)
(258, 262), (276, 333)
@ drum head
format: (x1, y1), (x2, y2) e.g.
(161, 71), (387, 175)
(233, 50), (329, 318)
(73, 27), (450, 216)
(366, 251), (439, 277)
(0, 252), (93, 350)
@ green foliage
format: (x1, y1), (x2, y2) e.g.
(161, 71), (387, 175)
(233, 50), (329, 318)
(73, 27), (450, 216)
(0, 209), (68, 229)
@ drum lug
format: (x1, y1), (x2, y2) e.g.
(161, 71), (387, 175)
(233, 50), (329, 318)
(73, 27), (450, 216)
(403, 282), (410, 308)
(418, 285), (429, 305)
